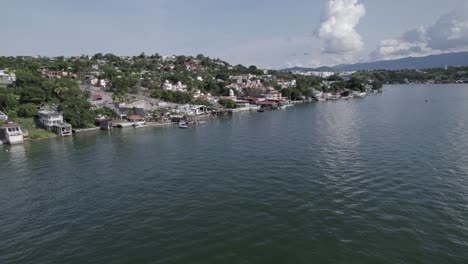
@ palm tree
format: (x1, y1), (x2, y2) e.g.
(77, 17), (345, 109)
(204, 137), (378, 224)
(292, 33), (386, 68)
(54, 84), (68, 98)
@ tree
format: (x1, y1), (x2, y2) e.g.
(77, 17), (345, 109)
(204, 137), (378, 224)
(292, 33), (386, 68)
(112, 93), (127, 103)
(218, 98), (236, 109)
(372, 81), (383, 90)
(192, 99), (212, 106)
(92, 53), (104, 60)
(290, 88), (303, 101)
(0, 91), (19, 112)
(15, 70), (42, 88)
(20, 86), (46, 104)
(54, 84), (68, 99)
(346, 77), (365, 92)
(243, 87), (264, 97)
(102, 65), (118, 80)
(59, 97), (93, 128)
(17, 103), (38, 117)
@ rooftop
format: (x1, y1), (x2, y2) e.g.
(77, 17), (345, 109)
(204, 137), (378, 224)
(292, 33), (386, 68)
(2, 123), (21, 128)
(128, 115), (145, 121)
(39, 110), (62, 117)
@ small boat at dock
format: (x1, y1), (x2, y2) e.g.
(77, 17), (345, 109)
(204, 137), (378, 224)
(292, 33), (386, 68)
(133, 122), (148, 128)
(118, 122), (134, 128)
(178, 121), (189, 129)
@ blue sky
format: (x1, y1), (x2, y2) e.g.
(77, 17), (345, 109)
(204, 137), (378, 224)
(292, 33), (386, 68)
(1, 0), (467, 68)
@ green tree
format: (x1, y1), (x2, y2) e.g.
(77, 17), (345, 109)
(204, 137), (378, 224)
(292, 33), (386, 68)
(371, 81), (383, 90)
(218, 98), (236, 108)
(0, 92), (19, 112)
(54, 84), (68, 99)
(17, 103), (38, 117)
(59, 97), (93, 128)
(192, 98), (212, 106)
(243, 87), (264, 97)
(112, 93), (127, 103)
(20, 86), (46, 104)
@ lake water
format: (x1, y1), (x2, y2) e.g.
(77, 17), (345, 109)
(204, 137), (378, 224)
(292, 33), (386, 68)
(1, 84), (468, 264)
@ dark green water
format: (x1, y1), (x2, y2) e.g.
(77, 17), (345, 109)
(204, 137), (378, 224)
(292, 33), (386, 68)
(1, 84), (468, 264)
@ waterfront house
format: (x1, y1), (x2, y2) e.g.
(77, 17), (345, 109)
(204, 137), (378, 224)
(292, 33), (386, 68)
(0, 111), (8, 122)
(53, 123), (72, 137)
(127, 115), (146, 124)
(190, 105), (209, 116)
(38, 110), (72, 136)
(236, 100), (250, 108)
(261, 88), (283, 100)
(256, 100), (277, 110)
(2, 123), (24, 144)
(39, 110), (65, 129)
(100, 119), (116, 130)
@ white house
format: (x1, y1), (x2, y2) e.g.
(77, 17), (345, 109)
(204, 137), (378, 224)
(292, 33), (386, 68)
(162, 80), (187, 92)
(162, 80), (173, 91)
(0, 70), (16, 84)
(38, 110), (72, 136)
(261, 88), (282, 100)
(39, 110), (65, 129)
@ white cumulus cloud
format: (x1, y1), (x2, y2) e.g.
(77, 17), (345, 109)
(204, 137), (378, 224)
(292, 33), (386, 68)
(426, 3), (468, 51)
(372, 2), (468, 60)
(318, 0), (366, 54)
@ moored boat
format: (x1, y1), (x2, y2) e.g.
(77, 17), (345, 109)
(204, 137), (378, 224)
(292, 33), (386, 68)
(118, 122), (134, 128)
(178, 121), (189, 129)
(133, 122), (148, 128)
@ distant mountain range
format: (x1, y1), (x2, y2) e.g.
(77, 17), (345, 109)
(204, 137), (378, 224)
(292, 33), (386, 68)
(283, 52), (468, 72)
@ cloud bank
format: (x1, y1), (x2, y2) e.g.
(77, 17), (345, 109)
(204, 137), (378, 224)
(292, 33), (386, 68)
(318, 0), (366, 54)
(372, 2), (468, 60)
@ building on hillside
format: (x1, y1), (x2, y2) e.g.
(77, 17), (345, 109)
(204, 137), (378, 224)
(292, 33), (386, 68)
(0, 70), (16, 84)
(91, 94), (103, 101)
(162, 80), (187, 92)
(128, 115), (146, 123)
(261, 87), (282, 100)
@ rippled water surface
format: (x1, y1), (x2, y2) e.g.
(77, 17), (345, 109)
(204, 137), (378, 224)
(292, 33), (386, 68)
(1, 84), (468, 264)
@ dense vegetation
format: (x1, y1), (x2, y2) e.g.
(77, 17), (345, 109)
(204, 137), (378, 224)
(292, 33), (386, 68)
(0, 67), (98, 128)
(353, 66), (468, 84)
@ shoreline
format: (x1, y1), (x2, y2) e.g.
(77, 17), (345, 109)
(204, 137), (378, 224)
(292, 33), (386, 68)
(1, 97), (360, 145)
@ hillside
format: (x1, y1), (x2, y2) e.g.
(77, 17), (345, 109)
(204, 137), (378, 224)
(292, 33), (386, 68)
(284, 52), (468, 72)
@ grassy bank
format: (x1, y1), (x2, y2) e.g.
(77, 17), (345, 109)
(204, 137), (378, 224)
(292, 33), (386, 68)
(14, 117), (56, 139)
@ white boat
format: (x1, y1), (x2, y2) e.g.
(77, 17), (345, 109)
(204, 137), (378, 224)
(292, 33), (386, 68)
(118, 122), (133, 128)
(178, 121), (189, 129)
(133, 122), (147, 128)
(279, 104), (293, 109)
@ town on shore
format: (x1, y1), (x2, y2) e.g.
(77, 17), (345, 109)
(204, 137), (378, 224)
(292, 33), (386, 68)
(6, 52), (464, 145)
